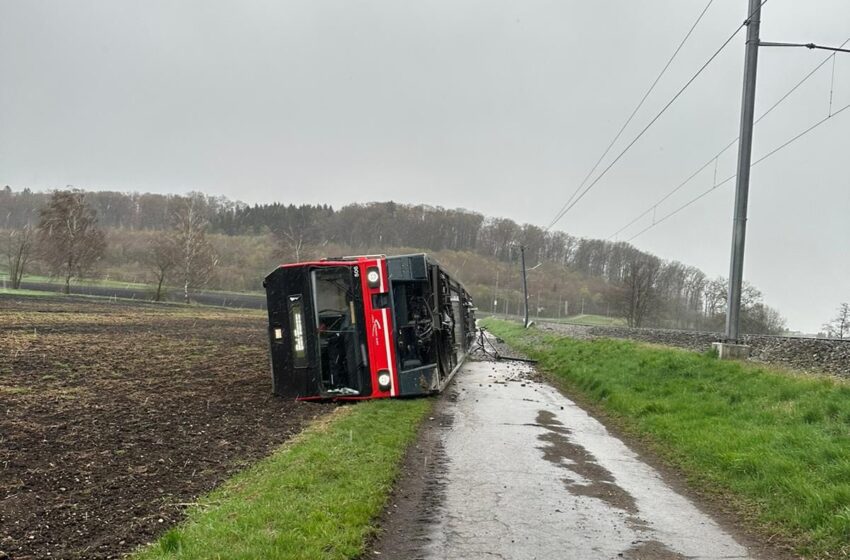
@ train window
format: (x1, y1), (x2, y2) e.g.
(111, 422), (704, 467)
(288, 295), (308, 368)
(312, 267), (362, 395)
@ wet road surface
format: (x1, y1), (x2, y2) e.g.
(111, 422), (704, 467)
(420, 357), (759, 560)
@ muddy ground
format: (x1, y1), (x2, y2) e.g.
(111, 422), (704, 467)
(0, 295), (324, 560)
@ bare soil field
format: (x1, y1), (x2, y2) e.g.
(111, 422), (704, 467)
(0, 295), (324, 560)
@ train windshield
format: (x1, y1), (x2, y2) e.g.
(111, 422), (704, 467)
(311, 266), (366, 396)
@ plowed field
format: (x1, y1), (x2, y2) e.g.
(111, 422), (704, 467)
(0, 295), (323, 559)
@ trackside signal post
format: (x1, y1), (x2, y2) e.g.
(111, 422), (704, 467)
(520, 245), (530, 328)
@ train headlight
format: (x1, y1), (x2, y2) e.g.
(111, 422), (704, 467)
(366, 267), (381, 288)
(377, 371), (391, 391)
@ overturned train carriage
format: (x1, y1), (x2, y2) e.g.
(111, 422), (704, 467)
(263, 254), (476, 400)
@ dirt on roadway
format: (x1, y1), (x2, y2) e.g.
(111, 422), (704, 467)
(0, 295), (323, 560)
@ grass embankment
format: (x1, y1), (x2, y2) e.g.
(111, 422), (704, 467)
(485, 319), (850, 559)
(134, 399), (431, 560)
(0, 285), (259, 310)
(0, 270), (150, 289)
(547, 313), (627, 327)
(0, 287), (186, 307)
(0, 287), (59, 298)
(0, 270), (264, 296)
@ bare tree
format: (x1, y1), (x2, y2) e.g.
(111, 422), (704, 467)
(278, 223), (307, 262)
(171, 195), (217, 303)
(823, 303), (850, 339)
(620, 253), (661, 327)
(146, 233), (179, 302)
(743, 303), (787, 335)
(274, 206), (324, 262)
(37, 190), (106, 294)
(702, 278), (727, 319)
(4, 225), (35, 289)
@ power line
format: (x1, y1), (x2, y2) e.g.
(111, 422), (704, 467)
(626, 101), (850, 242)
(546, 0), (769, 232)
(608, 36), (850, 241)
(829, 53), (837, 116)
(546, 0), (716, 230)
(607, 140), (736, 240)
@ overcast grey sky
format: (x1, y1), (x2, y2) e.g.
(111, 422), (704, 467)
(1, 0), (848, 332)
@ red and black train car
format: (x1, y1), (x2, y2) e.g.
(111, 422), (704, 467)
(263, 254), (475, 400)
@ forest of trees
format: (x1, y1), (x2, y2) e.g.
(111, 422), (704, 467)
(1, 186), (790, 334)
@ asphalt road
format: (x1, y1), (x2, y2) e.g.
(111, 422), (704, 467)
(373, 341), (778, 560)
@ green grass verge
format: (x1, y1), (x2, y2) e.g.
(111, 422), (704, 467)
(484, 319), (850, 559)
(0, 287), (266, 313)
(0, 270), (263, 296)
(545, 314), (627, 327)
(0, 287), (61, 298)
(133, 399), (432, 560)
(0, 271), (151, 289)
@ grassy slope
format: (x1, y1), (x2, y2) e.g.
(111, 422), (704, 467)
(545, 314), (627, 327)
(133, 399), (431, 560)
(0, 287), (60, 298)
(485, 319), (850, 559)
(0, 269), (263, 296)
(0, 288), (256, 312)
(0, 270), (150, 289)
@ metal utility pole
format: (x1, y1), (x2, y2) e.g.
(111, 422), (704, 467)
(725, 0), (761, 342)
(493, 270), (499, 313)
(520, 245), (530, 328)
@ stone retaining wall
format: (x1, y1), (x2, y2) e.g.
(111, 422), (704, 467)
(535, 321), (850, 378)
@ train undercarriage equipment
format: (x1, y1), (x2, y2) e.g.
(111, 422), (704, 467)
(263, 254), (476, 400)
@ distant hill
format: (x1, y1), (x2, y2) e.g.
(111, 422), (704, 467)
(0, 186), (786, 334)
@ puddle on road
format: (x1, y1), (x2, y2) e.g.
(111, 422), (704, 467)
(623, 539), (687, 559)
(536, 409), (639, 515)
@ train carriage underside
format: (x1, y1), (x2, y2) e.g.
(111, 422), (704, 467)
(263, 254), (475, 400)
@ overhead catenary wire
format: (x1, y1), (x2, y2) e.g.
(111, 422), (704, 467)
(607, 140), (736, 240)
(626, 101), (850, 242)
(829, 53), (837, 116)
(607, 35), (850, 241)
(546, 0), (769, 232)
(755, 36), (849, 123)
(545, 0), (716, 230)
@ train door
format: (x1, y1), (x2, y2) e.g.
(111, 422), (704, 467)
(311, 266), (370, 396)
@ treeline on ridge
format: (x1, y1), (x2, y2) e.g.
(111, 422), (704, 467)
(1, 186), (786, 334)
